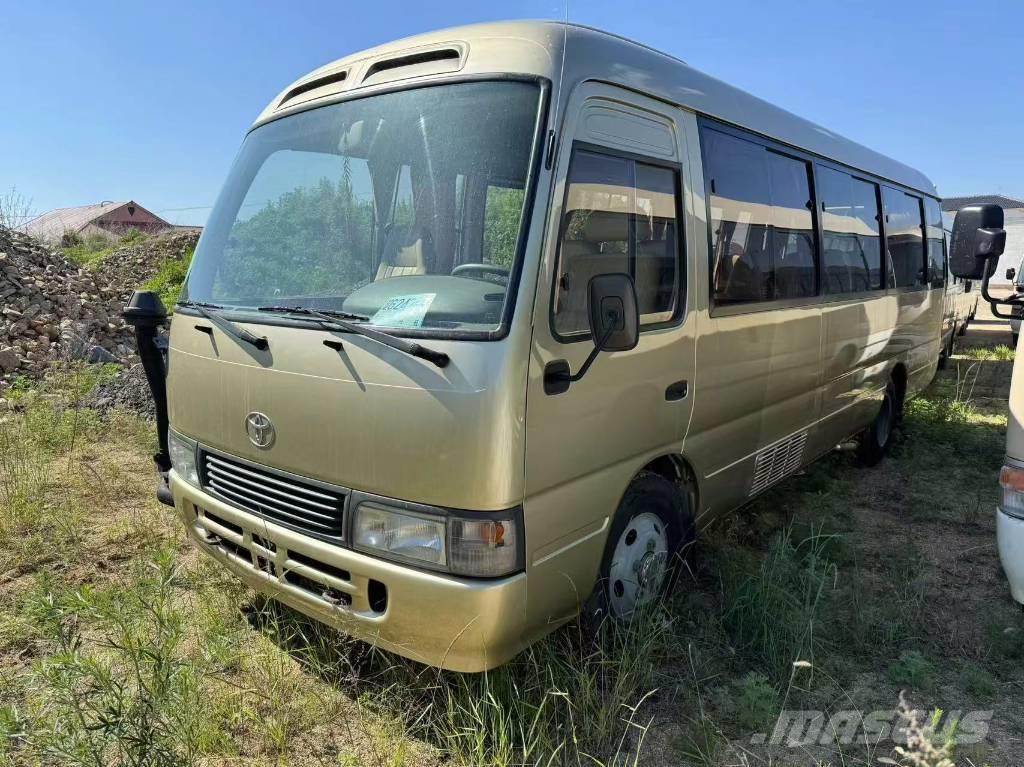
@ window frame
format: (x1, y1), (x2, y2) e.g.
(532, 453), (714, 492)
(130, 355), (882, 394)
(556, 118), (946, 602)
(882, 186), (929, 292)
(922, 197), (947, 290)
(697, 115), (942, 316)
(549, 140), (687, 344)
(699, 119), (823, 316)
(815, 160), (887, 299)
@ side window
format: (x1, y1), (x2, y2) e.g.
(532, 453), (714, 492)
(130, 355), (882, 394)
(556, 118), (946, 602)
(553, 149), (681, 337)
(818, 166), (883, 294)
(924, 198), (945, 289)
(767, 152), (816, 299)
(704, 130), (772, 303)
(703, 127), (817, 304)
(883, 188), (926, 289)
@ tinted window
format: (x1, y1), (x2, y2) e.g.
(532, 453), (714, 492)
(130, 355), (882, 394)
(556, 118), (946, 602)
(924, 198), (945, 288)
(883, 188), (926, 289)
(554, 149), (681, 336)
(818, 166), (883, 293)
(767, 152), (816, 299)
(704, 128), (817, 303)
(705, 130), (772, 302)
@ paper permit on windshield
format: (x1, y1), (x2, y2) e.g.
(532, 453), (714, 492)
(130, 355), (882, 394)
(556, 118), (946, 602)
(371, 293), (436, 328)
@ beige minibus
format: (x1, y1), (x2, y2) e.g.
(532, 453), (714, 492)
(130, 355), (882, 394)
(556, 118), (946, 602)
(126, 21), (960, 672)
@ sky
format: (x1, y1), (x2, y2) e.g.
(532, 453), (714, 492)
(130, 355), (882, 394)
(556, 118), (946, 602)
(2, 0), (1023, 226)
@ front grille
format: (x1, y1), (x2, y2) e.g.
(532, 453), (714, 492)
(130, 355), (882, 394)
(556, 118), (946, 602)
(199, 450), (346, 540)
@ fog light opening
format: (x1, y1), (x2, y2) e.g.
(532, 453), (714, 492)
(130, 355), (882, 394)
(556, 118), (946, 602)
(368, 579), (388, 614)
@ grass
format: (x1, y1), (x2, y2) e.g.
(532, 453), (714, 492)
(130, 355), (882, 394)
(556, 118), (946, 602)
(958, 344), (1015, 361)
(143, 243), (194, 308)
(61, 233), (121, 267)
(1, 340), (1021, 765)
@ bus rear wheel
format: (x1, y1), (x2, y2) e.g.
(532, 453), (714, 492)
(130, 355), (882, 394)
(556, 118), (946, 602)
(858, 380), (898, 466)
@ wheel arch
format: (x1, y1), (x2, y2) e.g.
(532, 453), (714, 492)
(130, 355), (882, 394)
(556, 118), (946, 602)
(637, 452), (699, 523)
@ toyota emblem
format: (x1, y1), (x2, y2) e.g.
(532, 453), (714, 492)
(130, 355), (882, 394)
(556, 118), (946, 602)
(245, 412), (275, 449)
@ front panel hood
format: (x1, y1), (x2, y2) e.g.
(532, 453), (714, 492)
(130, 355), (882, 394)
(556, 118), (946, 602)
(166, 315), (526, 510)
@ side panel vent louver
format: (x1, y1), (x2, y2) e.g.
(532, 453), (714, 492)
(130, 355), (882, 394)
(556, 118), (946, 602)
(749, 431), (808, 496)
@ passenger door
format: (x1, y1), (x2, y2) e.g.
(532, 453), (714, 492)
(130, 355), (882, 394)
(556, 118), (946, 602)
(522, 84), (697, 627)
(683, 121), (824, 518)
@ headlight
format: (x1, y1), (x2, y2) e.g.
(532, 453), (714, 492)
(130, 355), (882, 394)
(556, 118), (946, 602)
(1001, 463), (1024, 520)
(353, 503), (447, 568)
(168, 430), (199, 487)
(352, 501), (522, 578)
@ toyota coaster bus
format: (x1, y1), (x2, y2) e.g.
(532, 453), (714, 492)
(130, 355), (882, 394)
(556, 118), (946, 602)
(125, 21), (982, 671)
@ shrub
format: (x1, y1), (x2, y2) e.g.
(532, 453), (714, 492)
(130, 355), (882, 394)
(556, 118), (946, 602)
(144, 244), (195, 308)
(888, 650), (936, 691)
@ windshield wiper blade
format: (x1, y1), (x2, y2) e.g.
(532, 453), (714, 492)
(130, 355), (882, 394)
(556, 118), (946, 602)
(257, 305), (369, 322)
(257, 305), (449, 369)
(178, 300), (268, 350)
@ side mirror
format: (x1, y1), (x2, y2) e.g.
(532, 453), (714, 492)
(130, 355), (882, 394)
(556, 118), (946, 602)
(1007, 268), (1017, 282)
(543, 273), (639, 395)
(588, 273), (639, 352)
(949, 204), (1006, 279)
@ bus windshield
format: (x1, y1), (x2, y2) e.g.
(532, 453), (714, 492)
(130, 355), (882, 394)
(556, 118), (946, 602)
(183, 80), (542, 335)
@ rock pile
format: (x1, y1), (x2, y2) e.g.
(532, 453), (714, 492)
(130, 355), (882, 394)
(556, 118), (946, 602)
(91, 229), (199, 303)
(0, 226), (136, 389)
(81, 363), (158, 420)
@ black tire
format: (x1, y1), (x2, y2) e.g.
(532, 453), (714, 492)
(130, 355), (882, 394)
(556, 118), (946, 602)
(858, 380), (898, 466)
(937, 330), (954, 370)
(582, 473), (694, 629)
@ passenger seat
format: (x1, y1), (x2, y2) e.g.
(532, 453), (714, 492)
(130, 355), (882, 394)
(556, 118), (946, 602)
(376, 226), (431, 280)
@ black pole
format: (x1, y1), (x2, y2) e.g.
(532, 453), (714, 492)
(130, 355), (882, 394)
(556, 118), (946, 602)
(123, 290), (173, 505)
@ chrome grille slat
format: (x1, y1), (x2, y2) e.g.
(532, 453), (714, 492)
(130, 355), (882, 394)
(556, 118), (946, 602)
(199, 450), (345, 540)
(206, 456), (337, 501)
(206, 468), (337, 514)
(207, 481), (341, 531)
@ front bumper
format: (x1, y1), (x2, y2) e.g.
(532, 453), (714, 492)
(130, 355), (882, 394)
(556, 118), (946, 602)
(997, 507), (1024, 605)
(170, 472), (528, 672)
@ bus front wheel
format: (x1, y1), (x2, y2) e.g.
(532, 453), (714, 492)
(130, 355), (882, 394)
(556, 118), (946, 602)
(583, 473), (694, 630)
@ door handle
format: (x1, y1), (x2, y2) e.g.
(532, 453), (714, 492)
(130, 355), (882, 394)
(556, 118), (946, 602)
(665, 380), (688, 401)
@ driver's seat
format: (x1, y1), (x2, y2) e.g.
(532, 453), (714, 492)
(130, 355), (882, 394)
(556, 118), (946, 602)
(376, 226), (430, 280)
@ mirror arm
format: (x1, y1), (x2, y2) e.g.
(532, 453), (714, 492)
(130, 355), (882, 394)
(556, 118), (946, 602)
(555, 323), (616, 384)
(980, 265), (1024, 320)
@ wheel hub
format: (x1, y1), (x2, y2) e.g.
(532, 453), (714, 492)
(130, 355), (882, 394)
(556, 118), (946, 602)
(607, 512), (670, 616)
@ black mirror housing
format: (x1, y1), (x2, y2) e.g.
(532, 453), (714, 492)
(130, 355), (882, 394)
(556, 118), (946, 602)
(1007, 268), (1017, 282)
(587, 273), (639, 352)
(949, 204), (1006, 279)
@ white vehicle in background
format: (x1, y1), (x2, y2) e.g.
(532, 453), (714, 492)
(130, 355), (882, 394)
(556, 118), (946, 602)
(947, 205), (1024, 606)
(1006, 261), (1024, 345)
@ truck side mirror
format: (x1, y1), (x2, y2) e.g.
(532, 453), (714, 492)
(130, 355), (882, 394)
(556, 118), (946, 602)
(1007, 268), (1017, 282)
(588, 273), (639, 352)
(949, 204), (1006, 279)
(543, 273), (639, 395)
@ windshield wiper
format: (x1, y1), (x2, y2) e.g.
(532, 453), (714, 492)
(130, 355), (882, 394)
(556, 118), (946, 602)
(257, 305), (449, 368)
(178, 300), (268, 350)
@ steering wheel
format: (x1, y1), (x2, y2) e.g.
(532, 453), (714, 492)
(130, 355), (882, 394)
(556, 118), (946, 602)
(451, 263), (511, 283)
